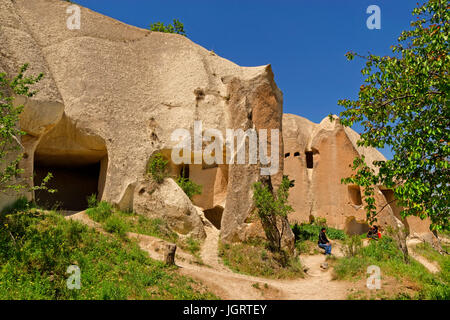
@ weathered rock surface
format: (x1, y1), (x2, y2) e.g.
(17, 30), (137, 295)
(133, 178), (206, 239)
(283, 113), (435, 245)
(0, 0), (290, 243)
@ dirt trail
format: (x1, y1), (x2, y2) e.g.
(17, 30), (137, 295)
(406, 239), (440, 273)
(66, 212), (351, 299)
(170, 225), (350, 300)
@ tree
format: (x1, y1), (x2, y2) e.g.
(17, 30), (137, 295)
(252, 175), (294, 255)
(0, 64), (54, 195)
(336, 0), (449, 232)
(150, 19), (186, 36)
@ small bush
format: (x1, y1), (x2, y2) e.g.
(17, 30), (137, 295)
(176, 176), (202, 199)
(219, 239), (304, 279)
(87, 194), (98, 208)
(291, 223), (346, 242)
(341, 235), (363, 257)
(150, 19), (186, 36)
(104, 216), (127, 238)
(147, 153), (168, 184)
(135, 215), (178, 243)
(85, 201), (113, 222)
(0, 197), (33, 215)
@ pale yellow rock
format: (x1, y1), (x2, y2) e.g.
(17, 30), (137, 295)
(0, 0), (289, 243)
(283, 113), (434, 245)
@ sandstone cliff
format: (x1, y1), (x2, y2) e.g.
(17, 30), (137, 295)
(0, 0), (289, 244)
(283, 113), (434, 243)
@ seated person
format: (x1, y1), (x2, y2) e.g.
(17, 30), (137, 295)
(318, 227), (332, 255)
(367, 225), (379, 240)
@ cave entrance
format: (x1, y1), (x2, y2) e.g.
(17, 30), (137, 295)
(348, 185), (362, 206)
(32, 115), (108, 212)
(203, 206), (223, 229)
(34, 160), (105, 211)
(345, 216), (370, 235)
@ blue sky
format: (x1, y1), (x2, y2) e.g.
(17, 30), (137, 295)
(74, 0), (418, 159)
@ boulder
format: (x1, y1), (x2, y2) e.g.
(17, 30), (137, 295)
(133, 178), (206, 239)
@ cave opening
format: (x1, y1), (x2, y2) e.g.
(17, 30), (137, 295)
(203, 206), (223, 229)
(32, 115), (108, 212)
(345, 216), (370, 235)
(305, 151), (314, 168)
(348, 185), (363, 206)
(34, 161), (104, 211)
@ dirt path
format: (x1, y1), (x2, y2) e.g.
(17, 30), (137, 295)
(175, 225), (351, 300)
(406, 239), (440, 273)
(66, 212), (351, 299)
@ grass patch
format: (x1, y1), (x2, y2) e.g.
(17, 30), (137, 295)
(86, 201), (178, 243)
(292, 222), (346, 256)
(295, 240), (320, 255)
(332, 236), (450, 300)
(178, 236), (203, 265)
(0, 201), (217, 300)
(291, 222), (347, 241)
(85, 201), (205, 264)
(85, 200), (113, 222)
(218, 239), (304, 279)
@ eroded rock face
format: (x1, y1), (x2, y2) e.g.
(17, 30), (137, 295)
(283, 113), (435, 246)
(133, 178), (206, 239)
(0, 0), (290, 243)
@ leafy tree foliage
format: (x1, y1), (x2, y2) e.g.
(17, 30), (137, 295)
(150, 19), (186, 36)
(336, 0), (449, 231)
(0, 64), (54, 194)
(252, 175), (294, 253)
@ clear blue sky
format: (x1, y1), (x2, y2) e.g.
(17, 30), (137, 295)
(74, 0), (418, 159)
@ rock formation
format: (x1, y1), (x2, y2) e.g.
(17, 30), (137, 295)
(0, 0), (432, 248)
(283, 113), (435, 243)
(0, 0), (288, 244)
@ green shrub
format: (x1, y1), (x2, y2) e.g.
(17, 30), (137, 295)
(150, 19), (186, 36)
(310, 216), (327, 227)
(291, 223), (346, 242)
(295, 240), (317, 255)
(104, 216), (127, 238)
(361, 236), (403, 261)
(87, 194), (98, 208)
(85, 201), (113, 222)
(176, 176), (202, 200)
(219, 239), (304, 279)
(0, 197), (33, 215)
(341, 235), (363, 257)
(147, 153), (168, 184)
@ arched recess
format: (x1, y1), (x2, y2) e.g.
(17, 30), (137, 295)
(33, 115), (108, 211)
